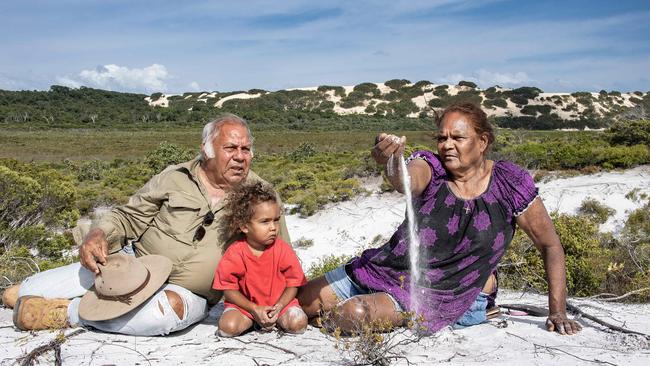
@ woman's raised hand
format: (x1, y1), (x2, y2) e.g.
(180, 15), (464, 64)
(371, 133), (406, 165)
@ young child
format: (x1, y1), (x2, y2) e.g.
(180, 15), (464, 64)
(213, 182), (308, 337)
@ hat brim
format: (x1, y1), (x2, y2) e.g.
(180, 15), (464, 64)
(78, 255), (173, 322)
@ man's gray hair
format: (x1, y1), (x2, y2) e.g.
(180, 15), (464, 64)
(201, 114), (254, 160)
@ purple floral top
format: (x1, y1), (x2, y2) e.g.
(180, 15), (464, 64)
(347, 151), (538, 332)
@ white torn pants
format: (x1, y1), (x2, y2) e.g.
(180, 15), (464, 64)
(18, 260), (208, 336)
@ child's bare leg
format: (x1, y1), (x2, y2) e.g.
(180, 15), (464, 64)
(217, 309), (253, 337)
(277, 307), (308, 334)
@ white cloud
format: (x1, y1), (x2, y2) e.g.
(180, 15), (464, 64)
(55, 76), (82, 88)
(438, 69), (533, 88)
(188, 81), (201, 91)
(56, 64), (170, 93)
(475, 70), (533, 86)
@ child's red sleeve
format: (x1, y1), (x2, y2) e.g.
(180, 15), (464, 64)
(212, 246), (244, 291)
(279, 241), (307, 287)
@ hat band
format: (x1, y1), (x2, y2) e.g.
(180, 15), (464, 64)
(96, 271), (151, 305)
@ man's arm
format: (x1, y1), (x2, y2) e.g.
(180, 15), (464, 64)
(82, 173), (168, 272)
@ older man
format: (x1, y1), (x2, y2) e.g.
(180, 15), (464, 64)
(4, 114), (290, 335)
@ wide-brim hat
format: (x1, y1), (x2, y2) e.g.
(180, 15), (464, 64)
(79, 253), (172, 321)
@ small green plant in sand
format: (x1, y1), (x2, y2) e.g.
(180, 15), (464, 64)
(319, 309), (427, 366)
(306, 254), (351, 280)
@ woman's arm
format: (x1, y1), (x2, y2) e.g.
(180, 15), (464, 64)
(515, 197), (582, 335)
(371, 133), (431, 196)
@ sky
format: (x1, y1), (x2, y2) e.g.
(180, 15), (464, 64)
(1, 0), (648, 94)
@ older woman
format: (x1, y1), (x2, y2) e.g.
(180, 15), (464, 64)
(298, 102), (582, 335)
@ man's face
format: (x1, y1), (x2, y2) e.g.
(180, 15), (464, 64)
(202, 123), (253, 187)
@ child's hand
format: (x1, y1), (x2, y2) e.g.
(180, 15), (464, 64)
(267, 304), (281, 319)
(251, 305), (277, 328)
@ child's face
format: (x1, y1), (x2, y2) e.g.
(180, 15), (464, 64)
(241, 201), (281, 248)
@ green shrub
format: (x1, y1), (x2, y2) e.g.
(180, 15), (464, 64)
(501, 214), (611, 296)
(604, 202), (650, 301)
(144, 142), (196, 172)
(307, 254), (351, 279)
(384, 79), (411, 90)
(577, 198), (615, 224)
(607, 120), (650, 146)
(432, 89), (448, 98)
(287, 143), (317, 162)
(521, 105), (552, 116)
(503, 87), (542, 106)
(458, 80), (477, 88)
(293, 238), (314, 248)
(483, 98), (507, 109)
(353, 83), (380, 97)
(317, 85), (346, 97)
(412, 80), (432, 90)
(0, 164), (79, 230)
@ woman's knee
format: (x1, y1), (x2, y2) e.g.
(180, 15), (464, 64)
(339, 298), (370, 320)
(324, 298), (370, 332)
(298, 276), (340, 317)
(163, 290), (185, 320)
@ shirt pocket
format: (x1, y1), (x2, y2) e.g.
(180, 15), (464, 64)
(156, 192), (207, 240)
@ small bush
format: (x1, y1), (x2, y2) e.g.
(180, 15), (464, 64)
(287, 143), (317, 162)
(608, 120), (650, 146)
(577, 198), (615, 224)
(384, 79), (411, 90)
(483, 98), (508, 109)
(307, 254), (351, 279)
(458, 80), (477, 88)
(501, 214), (611, 296)
(293, 238), (314, 248)
(318, 85), (346, 97)
(322, 312), (424, 366)
(144, 142), (195, 173)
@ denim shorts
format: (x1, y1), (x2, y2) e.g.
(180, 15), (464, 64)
(325, 264), (488, 328)
(324, 264), (404, 311)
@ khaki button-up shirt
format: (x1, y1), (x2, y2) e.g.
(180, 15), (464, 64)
(93, 158), (290, 304)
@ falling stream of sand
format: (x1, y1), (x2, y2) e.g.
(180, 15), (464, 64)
(389, 153), (422, 316)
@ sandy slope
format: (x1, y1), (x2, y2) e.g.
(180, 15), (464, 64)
(1, 167), (649, 365)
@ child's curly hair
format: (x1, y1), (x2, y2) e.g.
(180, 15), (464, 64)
(223, 181), (279, 235)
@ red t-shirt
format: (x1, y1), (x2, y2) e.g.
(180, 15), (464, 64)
(213, 238), (307, 319)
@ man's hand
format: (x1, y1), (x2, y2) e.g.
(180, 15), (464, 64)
(80, 228), (109, 274)
(250, 305), (279, 328)
(546, 312), (582, 335)
(371, 133), (406, 165)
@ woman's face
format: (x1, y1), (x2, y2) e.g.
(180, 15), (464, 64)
(436, 111), (488, 173)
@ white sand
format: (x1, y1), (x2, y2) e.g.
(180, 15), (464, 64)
(2, 167), (649, 365)
(214, 93), (262, 108)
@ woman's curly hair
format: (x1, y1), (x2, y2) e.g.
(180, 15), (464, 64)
(223, 181), (279, 235)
